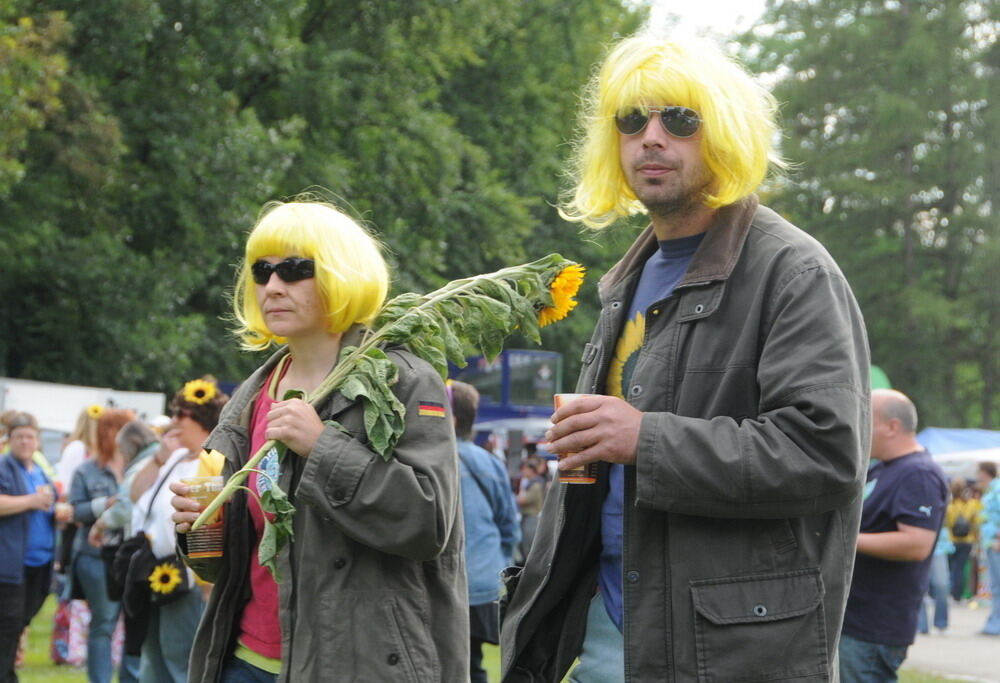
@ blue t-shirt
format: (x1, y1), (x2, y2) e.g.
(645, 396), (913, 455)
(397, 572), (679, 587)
(599, 232), (704, 633)
(842, 450), (948, 646)
(18, 460), (55, 567)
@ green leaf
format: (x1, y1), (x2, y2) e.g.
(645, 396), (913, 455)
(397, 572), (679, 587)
(257, 481), (296, 582)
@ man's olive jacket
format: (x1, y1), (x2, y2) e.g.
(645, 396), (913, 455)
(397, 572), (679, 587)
(500, 197), (870, 682)
(180, 330), (468, 683)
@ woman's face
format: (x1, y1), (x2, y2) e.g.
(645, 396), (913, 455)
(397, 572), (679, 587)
(254, 255), (327, 341)
(173, 414), (208, 453)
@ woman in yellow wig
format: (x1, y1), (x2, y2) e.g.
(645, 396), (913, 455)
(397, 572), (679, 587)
(169, 200), (467, 683)
(560, 34), (785, 228)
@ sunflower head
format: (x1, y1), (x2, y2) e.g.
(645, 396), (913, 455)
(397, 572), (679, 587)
(148, 563), (184, 594)
(538, 264), (585, 328)
(86, 404), (104, 420)
(182, 379), (217, 405)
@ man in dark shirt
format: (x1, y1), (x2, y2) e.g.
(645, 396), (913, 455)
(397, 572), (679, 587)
(840, 389), (949, 682)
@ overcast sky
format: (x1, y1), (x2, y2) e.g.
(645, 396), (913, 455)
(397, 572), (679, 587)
(648, 0), (767, 36)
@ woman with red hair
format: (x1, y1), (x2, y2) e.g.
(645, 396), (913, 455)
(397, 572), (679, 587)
(69, 407), (138, 683)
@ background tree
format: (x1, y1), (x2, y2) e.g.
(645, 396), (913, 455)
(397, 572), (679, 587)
(1, 0), (639, 396)
(742, 0), (998, 427)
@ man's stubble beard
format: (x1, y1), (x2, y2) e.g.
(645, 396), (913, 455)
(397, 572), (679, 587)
(637, 172), (713, 221)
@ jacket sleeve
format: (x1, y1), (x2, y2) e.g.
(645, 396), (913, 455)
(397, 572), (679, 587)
(69, 467), (104, 525)
(636, 264), (870, 519)
(296, 351), (460, 561)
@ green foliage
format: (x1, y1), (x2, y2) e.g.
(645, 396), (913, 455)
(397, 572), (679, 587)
(257, 465), (295, 583)
(742, 0), (998, 426)
(1, 0), (637, 403)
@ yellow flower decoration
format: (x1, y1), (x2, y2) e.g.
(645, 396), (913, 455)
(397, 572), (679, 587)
(86, 405), (104, 419)
(148, 563), (183, 594)
(538, 264), (585, 327)
(183, 379), (217, 405)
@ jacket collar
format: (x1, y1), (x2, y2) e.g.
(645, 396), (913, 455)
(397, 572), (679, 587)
(223, 324), (369, 428)
(598, 195), (759, 302)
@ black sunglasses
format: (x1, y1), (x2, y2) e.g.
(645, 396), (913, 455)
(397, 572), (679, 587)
(251, 257), (315, 285)
(615, 106), (702, 138)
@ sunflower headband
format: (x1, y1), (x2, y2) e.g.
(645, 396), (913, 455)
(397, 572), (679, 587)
(182, 379), (218, 405)
(86, 404), (105, 419)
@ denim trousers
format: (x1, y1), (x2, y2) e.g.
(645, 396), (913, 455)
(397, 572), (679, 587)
(75, 553), (122, 683)
(984, 548), (1000, 635)
(569, 593), (624, 683)
(917, 553), (950, 632)
(838, 633), (908, 683)
(139, 587), (204, 683)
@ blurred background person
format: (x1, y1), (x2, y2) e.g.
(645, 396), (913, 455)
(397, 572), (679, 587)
(0, 412), (69, 681)
(917, 527), (953, 636)
(449, 380), (520, 683)
(945, 476), (981, 602)
(89, 419), (165, 670)
(516, 455), (548, 560)
(978, 461), (1000, 636)
(129, 379), (227, 683)
(69, 407), (136, 683)
(56, 406), (104, 494)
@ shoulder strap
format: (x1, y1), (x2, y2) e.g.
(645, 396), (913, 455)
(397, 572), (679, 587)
(144, 456), (185, 522)
(458, 448), (494, 507)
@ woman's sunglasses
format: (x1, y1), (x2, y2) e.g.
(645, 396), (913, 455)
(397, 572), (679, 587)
(251, 257), (316, 285)
(615, 106), (702, 138)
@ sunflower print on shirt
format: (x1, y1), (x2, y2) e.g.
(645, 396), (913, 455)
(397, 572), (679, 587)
(607, 312), (645, 400)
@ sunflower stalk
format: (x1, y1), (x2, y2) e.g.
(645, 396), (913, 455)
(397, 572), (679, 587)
(188, 254), (584, 579)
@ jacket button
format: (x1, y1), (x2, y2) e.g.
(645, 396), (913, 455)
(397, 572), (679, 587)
(387, 653), (400, 665)
(694, 304), (705, 314)
(333, 558), (346, 569)
(610, 301), (621, 309)
(652, 309), (660, 316)
(630, 384), (643, 397)
(626, 571), (640, 584)
(753, 604), (767, 617)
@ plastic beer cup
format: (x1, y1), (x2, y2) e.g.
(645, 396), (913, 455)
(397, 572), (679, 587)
(181, 476), (225, 559)
(552, 394), (599, 484)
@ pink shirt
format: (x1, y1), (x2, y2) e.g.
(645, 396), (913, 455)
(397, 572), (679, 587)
(236, 359), (290, 660)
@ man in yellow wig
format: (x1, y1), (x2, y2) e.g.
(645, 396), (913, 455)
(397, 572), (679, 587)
(500, 34), (871, 682)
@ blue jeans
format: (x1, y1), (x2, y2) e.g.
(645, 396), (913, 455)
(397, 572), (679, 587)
(569, 593), (624, 683)
(140, 588), (204, 683)
(984, 548), (1000, 635)
(838, 633), (908, 683)
(220, 657), (278, 683)
(75, 553), (122, 683)
(917, 553), (949, 632)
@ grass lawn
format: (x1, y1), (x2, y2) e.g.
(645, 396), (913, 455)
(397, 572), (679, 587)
(18, 596), (958, 683)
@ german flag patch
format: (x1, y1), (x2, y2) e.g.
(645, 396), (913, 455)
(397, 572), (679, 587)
(418, 401), (446, 418)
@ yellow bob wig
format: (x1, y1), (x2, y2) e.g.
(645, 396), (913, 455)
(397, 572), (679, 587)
(561, 35), (785, 229)
(233, 201), (389, 351)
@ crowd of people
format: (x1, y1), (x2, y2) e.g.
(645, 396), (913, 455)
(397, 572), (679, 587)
(1, 29), (999, 683)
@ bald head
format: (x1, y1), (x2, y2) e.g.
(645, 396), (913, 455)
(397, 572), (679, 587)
(872, 389), (918, 434)
(870, 389), (921, 461)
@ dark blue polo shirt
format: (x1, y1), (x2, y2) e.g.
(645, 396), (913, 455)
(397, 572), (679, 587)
(842, 450), (948, 646)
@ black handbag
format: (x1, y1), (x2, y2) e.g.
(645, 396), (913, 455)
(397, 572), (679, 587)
(114, 458), (191, 616)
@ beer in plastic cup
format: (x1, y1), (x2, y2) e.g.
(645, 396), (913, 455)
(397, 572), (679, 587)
(181, 476), (225, 559)
(552, 394), (599, 484)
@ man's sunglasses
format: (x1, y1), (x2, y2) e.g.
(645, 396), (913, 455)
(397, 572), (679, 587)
(615, 106), (702, 138)
(251, 257), (316, 285)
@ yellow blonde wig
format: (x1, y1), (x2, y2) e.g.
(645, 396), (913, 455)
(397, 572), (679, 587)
(561, 35), (785, 228)
(233, 201), (389, 351)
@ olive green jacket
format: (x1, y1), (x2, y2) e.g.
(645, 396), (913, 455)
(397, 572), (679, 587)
(500, 197), (870, 682)
(182, 330), (468, 683)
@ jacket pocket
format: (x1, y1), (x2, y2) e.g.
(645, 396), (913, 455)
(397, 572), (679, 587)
(382, 596), (435, 683)
(690, 569), (828, 683)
